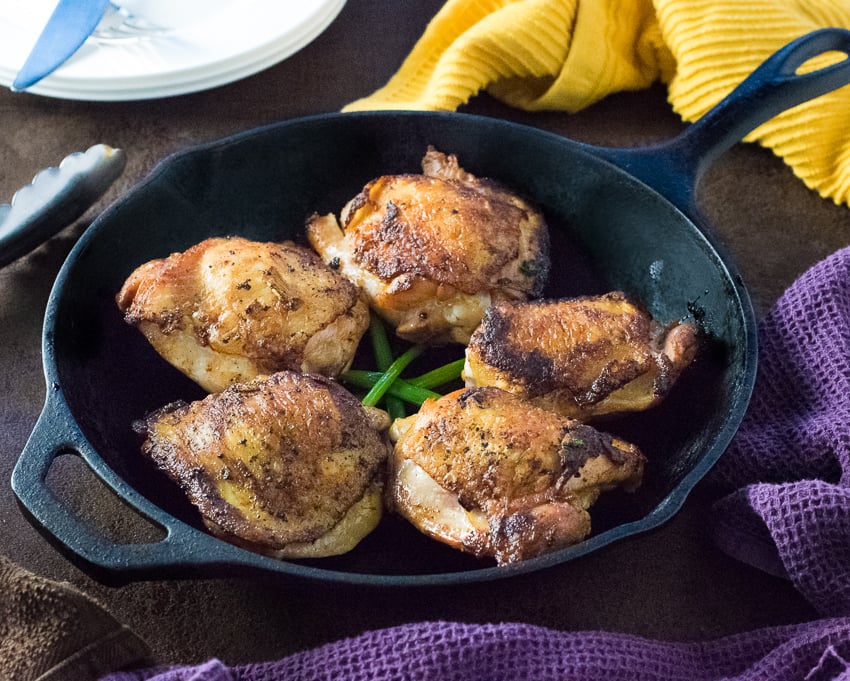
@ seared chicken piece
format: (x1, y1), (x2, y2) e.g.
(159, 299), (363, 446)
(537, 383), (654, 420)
(389, 387), (644, 565)
(116, 236), (370, 393)
(463, 293), (699, 420)
(137, 371), (392, 559)
(307, 147), (549, 344)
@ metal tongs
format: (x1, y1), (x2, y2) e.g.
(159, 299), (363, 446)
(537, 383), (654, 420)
(0, 144), (126, 268)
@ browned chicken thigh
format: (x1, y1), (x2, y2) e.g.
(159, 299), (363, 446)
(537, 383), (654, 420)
(137, 371), (392, 559)
(307, 147), (549, 344)
(388, 387), (644, 565)
(463, 293), (699, 420)
(117, 236), (370, 393)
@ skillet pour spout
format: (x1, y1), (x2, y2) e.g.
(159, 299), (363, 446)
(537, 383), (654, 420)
(12, 28), (850, 586)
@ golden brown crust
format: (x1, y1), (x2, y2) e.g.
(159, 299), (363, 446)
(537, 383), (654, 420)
(306, 148), (549, 344)
(342, 173), (544, 295)
(390, 387), (644, 564)
(139, 371), (391, 554)
(464, 293), (700, 419)
(117, 236), (369, 392)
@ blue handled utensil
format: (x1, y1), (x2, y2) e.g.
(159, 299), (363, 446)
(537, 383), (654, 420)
(12, 0), (112, 91)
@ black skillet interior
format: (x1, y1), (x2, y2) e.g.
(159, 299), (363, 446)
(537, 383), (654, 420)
(38, 110), (754, 583)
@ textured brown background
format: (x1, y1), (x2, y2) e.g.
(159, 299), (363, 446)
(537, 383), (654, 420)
(2, 0), (848, 667)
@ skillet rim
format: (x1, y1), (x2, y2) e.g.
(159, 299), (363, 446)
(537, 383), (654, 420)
(34, 110), (758, 586)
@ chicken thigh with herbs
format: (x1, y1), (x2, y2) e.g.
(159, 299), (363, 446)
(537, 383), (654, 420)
(307, 147), (549, 344)
(137, 371), (392, 559)
(116, 236), (370, 393)
(463, 293), (699, 420)
(388, 386), (644, 565)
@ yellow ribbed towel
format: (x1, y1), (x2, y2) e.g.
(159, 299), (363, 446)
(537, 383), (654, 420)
(344, 0), (850, 206)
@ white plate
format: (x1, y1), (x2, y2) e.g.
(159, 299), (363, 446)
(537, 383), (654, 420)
(0, 0), (345, 100)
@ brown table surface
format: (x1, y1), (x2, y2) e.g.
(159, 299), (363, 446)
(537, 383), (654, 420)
(2, 0), (848, 668)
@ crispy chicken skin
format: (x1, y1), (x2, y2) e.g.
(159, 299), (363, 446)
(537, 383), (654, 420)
(116, 236), (370, 393)
(306, 147), (549, 344)
(388, 387), (644, 565)
(463, 293), (699, 420)
(137, 371), (392, 559)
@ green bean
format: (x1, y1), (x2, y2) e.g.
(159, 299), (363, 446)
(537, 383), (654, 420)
(340, 370), (440, 405)
(408, 358), (465, 389)
(368, 314), (394, 370)
(362, 344), (425, 408)
(367, 314), (406, 418)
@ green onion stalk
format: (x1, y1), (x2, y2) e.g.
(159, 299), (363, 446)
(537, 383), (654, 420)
(343, 315), (467, 418)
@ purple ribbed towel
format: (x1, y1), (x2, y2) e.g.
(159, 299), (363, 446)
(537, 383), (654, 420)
(100, 246), (850, 681)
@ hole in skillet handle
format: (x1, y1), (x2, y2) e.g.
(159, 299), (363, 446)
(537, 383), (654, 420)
(588, 28), (850, 218)
(34, 449), (170, 586)
(45, 451), (166, 545)
(10, 389), (264, 584)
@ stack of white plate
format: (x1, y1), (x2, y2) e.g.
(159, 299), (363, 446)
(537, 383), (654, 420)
(0, 0), (346, 100)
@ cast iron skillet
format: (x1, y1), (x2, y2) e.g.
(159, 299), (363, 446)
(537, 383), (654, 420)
(13, 29), (850, 586)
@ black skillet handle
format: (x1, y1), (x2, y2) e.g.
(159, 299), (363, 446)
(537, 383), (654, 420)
(11, 392), (247, 574)
(592, 28), (850, 216)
